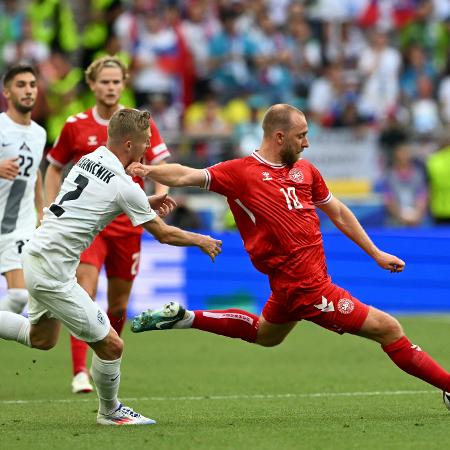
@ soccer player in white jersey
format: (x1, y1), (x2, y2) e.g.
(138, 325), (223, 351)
(0, 108), (222, 425)
(0, 64), (45, 314)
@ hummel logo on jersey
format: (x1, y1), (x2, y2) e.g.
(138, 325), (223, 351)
(20, 142), (31, 152)
(314, 296), (335, 312)
(262, 171), (272, 181)
(87, 135), (98, 146)
(411, 344), (422, 352)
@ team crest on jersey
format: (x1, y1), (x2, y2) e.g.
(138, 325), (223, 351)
(288, 168), (304, 183)
(20, 142), (31, 152)
(337, 298), (354, 315)
(262, 171), (272, 181)
(88, 135), (98, 146)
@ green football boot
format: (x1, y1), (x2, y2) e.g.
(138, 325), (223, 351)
(131, 301), (186, 333)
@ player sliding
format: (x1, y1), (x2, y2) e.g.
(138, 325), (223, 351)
(128, 103), (450, 410)
(0, 109), (222, 425)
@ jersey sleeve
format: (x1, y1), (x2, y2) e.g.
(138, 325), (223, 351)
(46, 120), (76, 167)
(144, 119), (170, 165)
(117, 179), (157, 226)
(204, 158), (245, 198)
(310, 163), (332, 205)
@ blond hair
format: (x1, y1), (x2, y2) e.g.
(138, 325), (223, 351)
(108, 108), (150, 142)
(85, 56), (128, 83)
(262, 104), (304, 137)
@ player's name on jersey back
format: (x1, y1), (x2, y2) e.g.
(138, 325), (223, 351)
(77, 156), (115, 183)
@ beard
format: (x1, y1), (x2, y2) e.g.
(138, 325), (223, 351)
(13, 98), (34, 114)
(280, 141), (300, 166)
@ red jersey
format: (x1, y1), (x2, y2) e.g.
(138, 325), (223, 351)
(47, 107), (170, 236)
(205, 151), (332, 289)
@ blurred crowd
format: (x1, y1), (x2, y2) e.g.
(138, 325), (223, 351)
(1, 0), (450, 228)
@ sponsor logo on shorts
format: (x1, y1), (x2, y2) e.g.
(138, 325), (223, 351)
(288, 168), (304, 183)
(97, 310), (105, 324)
(337, 298), (354, 315)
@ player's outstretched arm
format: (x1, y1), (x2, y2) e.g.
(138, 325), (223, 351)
(318, 196), (405, 273)
(143, 215), (222, 262)
(44, 163), (64, 206)
(127, 162), (205, 188)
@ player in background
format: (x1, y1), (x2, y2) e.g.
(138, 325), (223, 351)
(44, 56), (171, 394)
(0, 108), (222, 425)
(0, 64), (45, 314)
(129, 104), (450, 410)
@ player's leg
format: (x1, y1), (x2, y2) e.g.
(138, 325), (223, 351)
(356, 306), (450, 392)
(306, 282), (450, 394)
(0, 239), (29, 313)
(103, 233), (141, 336)
(0, 309), (60, 349)
(0, 269), (28, 313)
(69, 234), (107, 393)
(105, 277), (132, 336)
(131, 294), (297, 345)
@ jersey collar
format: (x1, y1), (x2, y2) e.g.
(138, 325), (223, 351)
(251, 151), (286, 169)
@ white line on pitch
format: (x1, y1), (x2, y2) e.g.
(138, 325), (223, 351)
(0, 389), (436, 405)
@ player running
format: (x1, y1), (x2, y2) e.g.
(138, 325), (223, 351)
(0, 108), (222, 425)
(0, 64), (45, 314)
(44, 56), (171, 394)
(128, 104), (450, 410)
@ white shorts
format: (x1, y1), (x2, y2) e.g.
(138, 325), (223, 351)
(22, 250), (110, 343)
(0, 234), (29, 274)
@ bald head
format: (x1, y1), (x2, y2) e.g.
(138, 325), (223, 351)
(261, 104), (305, 138)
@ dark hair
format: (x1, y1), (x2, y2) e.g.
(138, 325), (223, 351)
(2, 64), (37, 86)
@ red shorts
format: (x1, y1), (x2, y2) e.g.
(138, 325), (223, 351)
(262, 277), (369, 334)
(79, 231), (141, 281)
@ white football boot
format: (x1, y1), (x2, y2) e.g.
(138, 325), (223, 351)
(97, 404), (156, 425)
(71, 371), (93, 394)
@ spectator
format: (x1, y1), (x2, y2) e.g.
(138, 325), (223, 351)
(358, 29), (402, 122)
(382, 144), (428, 227)
(208, 9), (257, 101)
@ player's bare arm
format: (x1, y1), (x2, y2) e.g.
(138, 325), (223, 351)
(34, 169), (44, 224)
(318, 196), (405, 273)
(0, 157), (19, 180)
(127, 162), (206, 188)
(44, 163), (64, 206)
(153, 160), (170, 196)
(147, 193), (177, 217)
(142, 215), (222, 262)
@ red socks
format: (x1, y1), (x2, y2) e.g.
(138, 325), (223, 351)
(192, 308), (259, 343)
(383, 336), (450, 391)
(70, 310), (127, 375)
(70, 336), (89, 376)
(107, 310), (126, 336)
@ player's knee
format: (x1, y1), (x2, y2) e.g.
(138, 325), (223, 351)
(256, 335), (285, 347)
(30, 336), (56, 351)
(107, 334), (124, 359)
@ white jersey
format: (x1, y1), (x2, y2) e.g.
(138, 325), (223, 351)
(26, 146), (156, 280)
(0, 112), (46, 239)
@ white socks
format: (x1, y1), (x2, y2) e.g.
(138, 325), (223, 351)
(0, 289), (28, 313)
(0, 311), (31, 347)
(172, 310), (195, 329)
(91, 353), (121, 415)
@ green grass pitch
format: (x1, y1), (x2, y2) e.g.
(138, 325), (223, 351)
(1, 315), (450, 450)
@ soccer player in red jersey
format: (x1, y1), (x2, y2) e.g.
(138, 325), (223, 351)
(44, 56), (171, 394)
(128, 104), (450, 410)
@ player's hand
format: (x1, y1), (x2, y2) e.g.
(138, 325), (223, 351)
(126, 162), (150, 178)
(373, 250), (405, 273)
(148, 194), (177, 217)
(0, 157), (20, 180)
(199, 236), (222, 262)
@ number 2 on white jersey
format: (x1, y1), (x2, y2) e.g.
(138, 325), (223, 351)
(280, 187), (303, 210)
